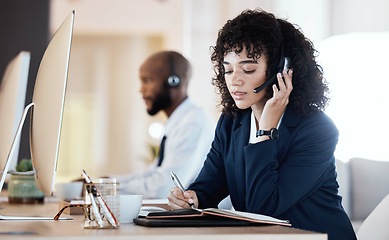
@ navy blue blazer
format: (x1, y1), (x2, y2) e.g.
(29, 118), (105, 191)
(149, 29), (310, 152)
(189, 107), (356, 240)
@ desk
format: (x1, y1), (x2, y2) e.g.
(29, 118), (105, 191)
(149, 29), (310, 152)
(0, 200), (327, 240)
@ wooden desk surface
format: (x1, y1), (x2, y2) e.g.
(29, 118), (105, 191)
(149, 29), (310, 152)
(0, 199), (327, 240)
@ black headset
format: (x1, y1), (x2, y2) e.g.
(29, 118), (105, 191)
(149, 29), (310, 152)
(253, 20), (290, 93)
(253, 48), (289, 93)
(166, 52), (180, 87)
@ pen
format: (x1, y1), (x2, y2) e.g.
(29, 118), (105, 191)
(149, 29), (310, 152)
(170, 171), (195, 209)
(85, 185), (104, 227)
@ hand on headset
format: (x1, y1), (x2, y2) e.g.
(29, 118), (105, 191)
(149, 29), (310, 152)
(259, 69), (293, 131)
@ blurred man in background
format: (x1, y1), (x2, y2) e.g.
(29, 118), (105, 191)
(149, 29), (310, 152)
(116, 50), (215, 199)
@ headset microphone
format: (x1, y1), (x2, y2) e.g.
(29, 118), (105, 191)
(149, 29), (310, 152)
(253, 71), (279, 93)
(253, 56), (289, 93)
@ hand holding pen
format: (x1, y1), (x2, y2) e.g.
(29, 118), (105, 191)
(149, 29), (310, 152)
(170, 171), (197, 209)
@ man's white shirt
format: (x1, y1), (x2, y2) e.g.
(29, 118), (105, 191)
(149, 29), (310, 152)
(116, 98), (215, 198)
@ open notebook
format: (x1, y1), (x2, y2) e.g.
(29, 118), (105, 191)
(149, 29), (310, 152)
(134, 208), (291, 227)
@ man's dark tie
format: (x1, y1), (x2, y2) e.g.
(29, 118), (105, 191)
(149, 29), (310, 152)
(157, 136), (167, 167)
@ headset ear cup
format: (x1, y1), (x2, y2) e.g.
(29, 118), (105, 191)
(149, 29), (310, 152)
(167, 75), (180, 87)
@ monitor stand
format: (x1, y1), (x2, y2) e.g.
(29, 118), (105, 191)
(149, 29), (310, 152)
(0, 104), (70, 220)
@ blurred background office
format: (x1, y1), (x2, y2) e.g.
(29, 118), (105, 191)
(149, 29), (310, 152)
(1, 0), (389, 182)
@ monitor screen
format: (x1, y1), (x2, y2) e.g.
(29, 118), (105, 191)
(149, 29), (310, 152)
(0, 51), (30, 191)
(30, 10), (75, 196)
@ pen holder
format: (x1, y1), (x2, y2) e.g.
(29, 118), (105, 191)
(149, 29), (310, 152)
(83, 179), (120, 229)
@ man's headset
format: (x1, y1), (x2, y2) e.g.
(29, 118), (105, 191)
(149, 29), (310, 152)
(166, 52), (180, 88)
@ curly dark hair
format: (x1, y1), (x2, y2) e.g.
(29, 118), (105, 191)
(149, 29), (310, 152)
(211, 8), (329, 116)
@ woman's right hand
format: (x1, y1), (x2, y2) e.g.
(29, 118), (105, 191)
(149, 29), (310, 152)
(259, 69), (293, 131)
(167, 187), (199, 209)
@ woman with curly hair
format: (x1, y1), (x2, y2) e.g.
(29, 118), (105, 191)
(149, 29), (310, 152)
(168, 8), (356, 240)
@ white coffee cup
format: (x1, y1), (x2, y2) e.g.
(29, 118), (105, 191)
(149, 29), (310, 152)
(119, 195), (143, 223)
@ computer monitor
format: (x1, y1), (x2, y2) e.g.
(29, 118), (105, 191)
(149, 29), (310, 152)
(0, 51), (30, 190)
(30, 10), (74, 196)
(0, 10), (74, 220)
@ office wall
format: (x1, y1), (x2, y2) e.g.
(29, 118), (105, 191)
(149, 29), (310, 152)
(57, 35), (164, 179)
(48, 0), (389, 180)
(331, 0), (389, 35)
